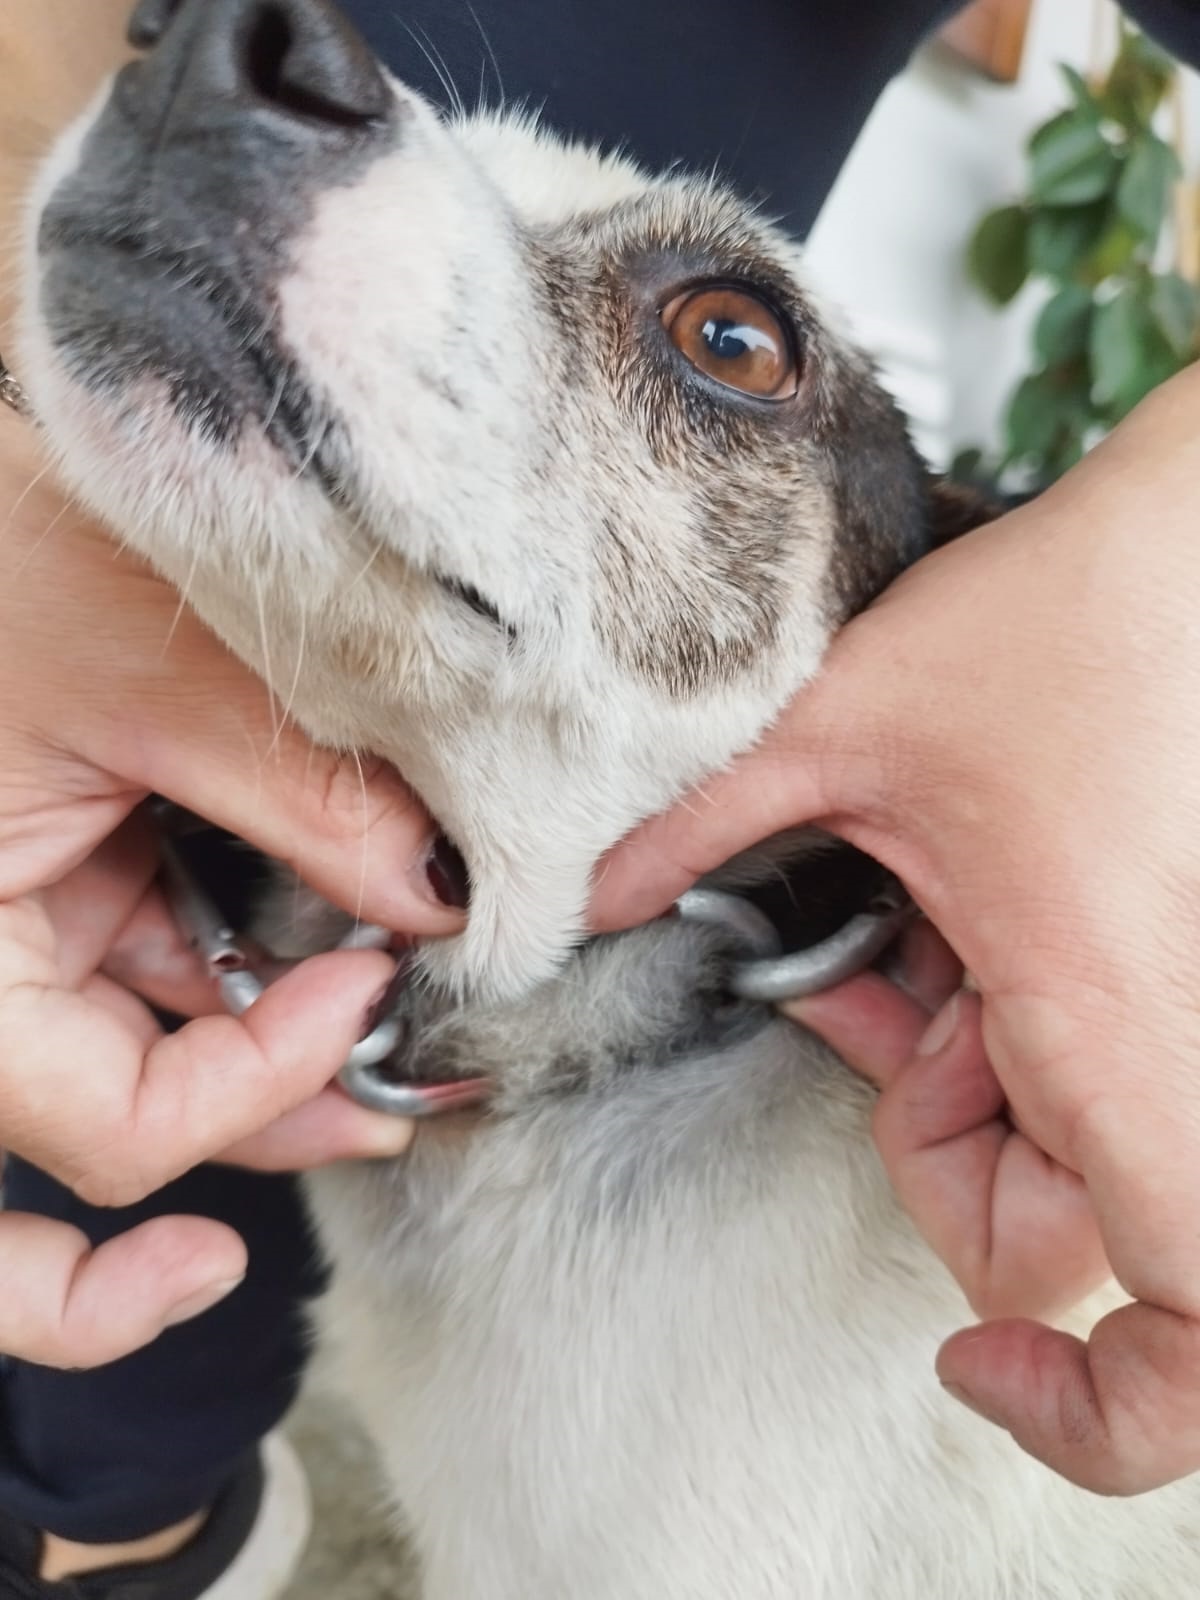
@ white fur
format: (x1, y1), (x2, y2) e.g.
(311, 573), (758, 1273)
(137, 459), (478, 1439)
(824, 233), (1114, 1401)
(20, 81), (830, 1000)
(23, 72), (1200, 1600)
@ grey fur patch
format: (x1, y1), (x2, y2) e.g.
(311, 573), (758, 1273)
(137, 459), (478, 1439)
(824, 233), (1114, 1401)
(526, 185), (944, 695)
(359, 914), (774, 1107)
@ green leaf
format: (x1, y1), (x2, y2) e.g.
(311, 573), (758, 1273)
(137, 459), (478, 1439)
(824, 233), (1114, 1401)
(1104, 343), (1182, 421)
(1034, 284), (1094, 364)
(1090, 283), (1182, 416)
(1149, 272), (1200, 358)
(1058, 64), (1100, 115)
(1005, 370), (1064, 461)
(1027, 202), (1109, 277)
(1120, 25), (1176, 81)
(1102, 26), (1176, 128)
(1080, 219), (1142, 284)
(1091, 288), (1147, 403)
(1116, 132), (1181, 240)
(949, 447), (986, 484)
(1029, 112), (1119, 206)
(1044, 428), (1087, 481)
(967, 205), (1030, 305)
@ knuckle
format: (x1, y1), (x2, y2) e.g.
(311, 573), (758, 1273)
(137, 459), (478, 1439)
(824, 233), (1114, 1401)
(67, 1143), (160, 1210)
(36, 1320), (101, 1372)
(70, 1166), (142, 1210)
(307, 752), (422, 847)
(0, 896), (55, 952)
(26, 1329), (77, 1370)
(43, 1314), (125, 1372)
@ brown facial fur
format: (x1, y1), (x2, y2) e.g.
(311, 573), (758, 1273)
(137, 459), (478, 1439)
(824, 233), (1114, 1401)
(524, 183), (971, 700)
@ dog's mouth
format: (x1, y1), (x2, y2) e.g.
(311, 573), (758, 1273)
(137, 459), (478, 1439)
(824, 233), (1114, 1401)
(341, 1052), (495, 1118)
(158, 808), (494, 1115)
(157, 800), (906, 1125)
(337, 941), (496, 1118)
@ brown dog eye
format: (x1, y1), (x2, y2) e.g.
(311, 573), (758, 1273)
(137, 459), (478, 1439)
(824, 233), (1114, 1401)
(662, 287), (798, 399)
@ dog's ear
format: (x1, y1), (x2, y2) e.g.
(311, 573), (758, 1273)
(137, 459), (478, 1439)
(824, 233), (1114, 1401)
(925, 477), (1000, 550)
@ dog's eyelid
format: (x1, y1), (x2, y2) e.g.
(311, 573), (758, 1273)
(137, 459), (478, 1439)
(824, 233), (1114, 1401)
(656, 278), (794, 324)
(436, 574), (512, 634)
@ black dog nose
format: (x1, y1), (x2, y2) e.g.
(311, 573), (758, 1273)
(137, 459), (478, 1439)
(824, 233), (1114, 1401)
(125, 0), (389, 133)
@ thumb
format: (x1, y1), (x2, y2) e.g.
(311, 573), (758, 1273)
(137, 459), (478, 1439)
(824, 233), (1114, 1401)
(590, 726), (829, 931)
(590, 602), (912, 932)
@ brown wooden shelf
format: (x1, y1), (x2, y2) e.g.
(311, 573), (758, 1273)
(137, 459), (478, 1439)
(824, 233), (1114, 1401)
(939, 0), (1034, 83)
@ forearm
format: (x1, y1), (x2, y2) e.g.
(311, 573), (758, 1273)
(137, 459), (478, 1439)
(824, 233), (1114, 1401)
(0, 0), (131, 337)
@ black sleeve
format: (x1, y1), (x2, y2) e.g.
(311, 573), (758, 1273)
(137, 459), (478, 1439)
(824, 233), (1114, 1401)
(337, 0), (1198, 235)
(1122, 0), (1200, 67)
(337, 0), (959, 235)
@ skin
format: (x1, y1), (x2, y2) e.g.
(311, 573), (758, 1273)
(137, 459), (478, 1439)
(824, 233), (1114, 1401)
(7, 0), (1200, 1521)
(594, 360), (1200, 1496)
(0, 408), (454, 1370)
(0, 2), (440, 1390)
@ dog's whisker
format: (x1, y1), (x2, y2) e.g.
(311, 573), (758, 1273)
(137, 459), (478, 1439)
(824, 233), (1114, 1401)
(8, 495), (72, 582)
(418, 19), (468, 121)
(292, 417), (329, 482)
(392, 12), (466, 121)
(261, 370), (288, 438)
(0, 461), (55, 544)
(160, 543), (203, 661)
(266, 604), (307, 762)
(464, 0), (505, 109)
(252, 569), (283, 752)
(343, 533), (389, 596)
(349, 747), (370, 929)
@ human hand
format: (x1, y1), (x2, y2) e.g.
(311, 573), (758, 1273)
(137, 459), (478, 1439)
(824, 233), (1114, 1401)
(0, 408), (461, 1367)
(786, 920), (1110, 1326)
(593, 365), (1200, 1495)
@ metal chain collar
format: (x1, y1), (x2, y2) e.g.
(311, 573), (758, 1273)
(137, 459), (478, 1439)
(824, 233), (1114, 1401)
(0, 354), (32, 418)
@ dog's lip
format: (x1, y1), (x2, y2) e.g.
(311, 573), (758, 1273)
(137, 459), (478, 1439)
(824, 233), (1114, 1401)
(40, 216), (249, 329)
(40, 214), (339, 482)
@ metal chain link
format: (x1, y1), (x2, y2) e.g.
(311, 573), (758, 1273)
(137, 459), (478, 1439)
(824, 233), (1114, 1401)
(0, 354), (32, 418)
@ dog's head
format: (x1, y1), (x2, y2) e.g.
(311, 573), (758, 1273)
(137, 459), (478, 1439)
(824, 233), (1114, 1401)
(21, 0), (982, 999)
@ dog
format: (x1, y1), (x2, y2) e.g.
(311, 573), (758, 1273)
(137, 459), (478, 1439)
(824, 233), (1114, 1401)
(20, 0), (1200, 1594)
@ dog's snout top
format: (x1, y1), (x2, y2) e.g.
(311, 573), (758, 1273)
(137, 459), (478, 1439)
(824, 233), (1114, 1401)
(123, 0), (391, 144)
(33, 0), (404, 455)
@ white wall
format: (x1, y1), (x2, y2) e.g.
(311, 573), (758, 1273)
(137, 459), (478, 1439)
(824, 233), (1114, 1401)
(805, 0), (1200, 467)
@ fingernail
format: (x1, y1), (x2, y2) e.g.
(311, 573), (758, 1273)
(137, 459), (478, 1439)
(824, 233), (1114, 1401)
(359, 1116), (416, 1158)
(358, 957), (409, 1042)
(916, 991), (961, 1057)
(941, 1380), (1000, 1426)
(424, 834), (471, 910)
(164, 1277), (244, 1328)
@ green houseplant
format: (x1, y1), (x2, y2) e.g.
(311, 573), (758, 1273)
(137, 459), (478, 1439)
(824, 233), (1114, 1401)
(963, 23), (1199, 488)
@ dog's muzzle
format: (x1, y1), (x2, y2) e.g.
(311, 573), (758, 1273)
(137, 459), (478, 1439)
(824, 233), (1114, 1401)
(36, 0), (401, 459)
